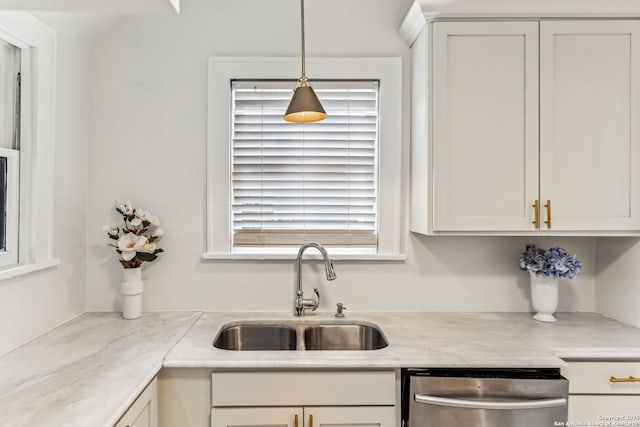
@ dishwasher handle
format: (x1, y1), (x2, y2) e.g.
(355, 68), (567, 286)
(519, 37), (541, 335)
(414, 394), (567, 410)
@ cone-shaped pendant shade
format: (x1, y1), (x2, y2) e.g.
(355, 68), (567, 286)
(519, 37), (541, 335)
(284, 0), (327, 123)
(284, 84), (327, 123)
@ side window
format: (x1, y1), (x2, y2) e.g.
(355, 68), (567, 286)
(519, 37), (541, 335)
(230, 80), (379, 253)
(0, 39), (20, 267)
(0, 12), (57, 277)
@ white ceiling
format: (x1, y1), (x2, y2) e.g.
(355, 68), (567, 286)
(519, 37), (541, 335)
(0, 0), (179, 14)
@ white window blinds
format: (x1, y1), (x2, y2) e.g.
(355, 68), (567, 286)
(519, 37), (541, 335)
(231, 80), (379, 249)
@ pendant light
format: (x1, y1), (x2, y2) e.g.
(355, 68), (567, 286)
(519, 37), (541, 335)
(284, 0), (327, 123)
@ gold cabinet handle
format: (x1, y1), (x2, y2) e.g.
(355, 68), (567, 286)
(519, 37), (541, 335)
(294, 414), (299, 427)
(610, 376), (640, 383)
(532, 200), (540, 229)
(309, 414), (313, 427)
(544, 199), (552, 229)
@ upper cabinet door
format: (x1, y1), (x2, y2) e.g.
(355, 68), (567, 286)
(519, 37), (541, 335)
(432, 22), (539, 231)
(540, 21), (640, 231)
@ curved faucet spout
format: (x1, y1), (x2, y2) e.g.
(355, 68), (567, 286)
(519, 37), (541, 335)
(295, 242), (337, 316)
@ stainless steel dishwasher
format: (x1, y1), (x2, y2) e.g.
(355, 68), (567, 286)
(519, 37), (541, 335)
(402, 368), (568, 427)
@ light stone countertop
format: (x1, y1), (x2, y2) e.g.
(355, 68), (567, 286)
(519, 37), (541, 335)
(0, 311), (201, 427)
(3, 311), (640, 427)
(164, 311), (640, 368)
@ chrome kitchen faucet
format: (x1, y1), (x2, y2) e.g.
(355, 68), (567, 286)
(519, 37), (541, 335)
(294, 242), (337, 316)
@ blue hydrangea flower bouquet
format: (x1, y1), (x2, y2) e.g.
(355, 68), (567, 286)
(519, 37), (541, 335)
(519, 246), (582, 323)
(520, 246), (583, 279)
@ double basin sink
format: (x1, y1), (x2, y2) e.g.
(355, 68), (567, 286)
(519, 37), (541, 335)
(213, 321), (388, 351)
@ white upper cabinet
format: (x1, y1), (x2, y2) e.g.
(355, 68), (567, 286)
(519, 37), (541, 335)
(539, 21), (640, 231)
(432, 22), (539, 232)
(410, 19), (640, 235)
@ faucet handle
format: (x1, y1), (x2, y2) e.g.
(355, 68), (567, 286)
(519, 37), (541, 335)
(311, 288), (320, 311)
(335, 303), (346, 318)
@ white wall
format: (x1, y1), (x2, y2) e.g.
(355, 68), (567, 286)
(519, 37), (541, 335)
(0, 13), (95, 355)
(86, 0), (597, 313)
(595, 238), (640, 327)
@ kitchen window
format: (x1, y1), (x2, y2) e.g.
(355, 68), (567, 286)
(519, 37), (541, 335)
(231, 80), (379, 252)
(205, 58), (403, 260)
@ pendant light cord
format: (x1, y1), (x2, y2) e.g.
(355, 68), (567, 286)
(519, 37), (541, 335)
(300, 0), (306, 82)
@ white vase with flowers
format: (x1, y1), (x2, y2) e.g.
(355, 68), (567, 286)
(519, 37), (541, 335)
(519, 246), (582, 323)
(103, 200), (164, 319)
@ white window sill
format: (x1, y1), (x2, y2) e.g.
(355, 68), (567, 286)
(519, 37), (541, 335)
(202, 252), (406, 261)
(0, 259), (60, 281)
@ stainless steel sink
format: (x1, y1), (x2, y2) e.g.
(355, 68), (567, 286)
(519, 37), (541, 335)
(212, 321), (388, 351)
(303, 324), (388, 350)
(213, 324), (297, 351)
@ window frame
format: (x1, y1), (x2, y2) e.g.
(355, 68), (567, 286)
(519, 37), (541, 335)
(0, 148), (19, 267)
(0, 12), (59, 279)
(204, 57), (404, 260)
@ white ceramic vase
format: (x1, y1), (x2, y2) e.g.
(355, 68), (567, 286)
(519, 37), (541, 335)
(530, 272), (559, 323)
(121, 267), (144, 320)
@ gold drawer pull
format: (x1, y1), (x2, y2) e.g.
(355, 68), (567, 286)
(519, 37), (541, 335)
(610, 376), (640, 383)
(309, 414), (313, 427)
(295, 414), (299, 427)
(544, 200), (552, 229)
(532, 200), (540, 229)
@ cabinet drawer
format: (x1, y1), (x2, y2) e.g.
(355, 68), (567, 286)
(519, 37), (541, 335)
(562, 361), (640, 394)
(307, 406), (396, 427)
(211, 370), (396, 406)
(211, 407), (301, 427)
(568, 395), (640, 421)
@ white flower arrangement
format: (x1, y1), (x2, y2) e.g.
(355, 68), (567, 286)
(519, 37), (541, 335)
(103, 200), (164, 269)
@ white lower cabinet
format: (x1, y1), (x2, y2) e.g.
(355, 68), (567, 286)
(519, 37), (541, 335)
(114, 377), (158, 427)
(308, 406), (395, 427)
(210, 371), (397, 427)
(562, 361), (640, 423)
(568, 396), (640, 421)
(211, 407), (301, 427)
(211, 406), (395, 427)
